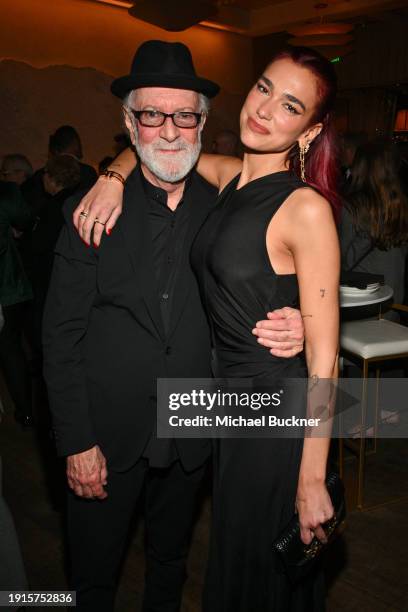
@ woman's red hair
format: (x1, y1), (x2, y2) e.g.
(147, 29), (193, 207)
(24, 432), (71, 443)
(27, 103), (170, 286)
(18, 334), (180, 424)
(270, 47), (341, 217)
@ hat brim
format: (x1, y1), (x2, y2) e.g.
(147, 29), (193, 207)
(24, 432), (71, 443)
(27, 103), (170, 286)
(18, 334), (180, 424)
(111, 73), (220, 99)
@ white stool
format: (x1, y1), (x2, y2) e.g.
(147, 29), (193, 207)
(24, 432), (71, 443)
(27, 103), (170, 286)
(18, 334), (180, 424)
(339, 306), (408, 510)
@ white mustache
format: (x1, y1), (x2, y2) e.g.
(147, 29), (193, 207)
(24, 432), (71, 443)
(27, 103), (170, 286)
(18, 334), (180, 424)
(152, 142), (189, 152)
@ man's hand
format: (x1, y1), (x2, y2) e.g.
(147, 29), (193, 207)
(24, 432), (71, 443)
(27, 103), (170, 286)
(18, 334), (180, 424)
(66, 445), (108, 499)
(252, 307), (304, 358)
(73, 178), (124, 248)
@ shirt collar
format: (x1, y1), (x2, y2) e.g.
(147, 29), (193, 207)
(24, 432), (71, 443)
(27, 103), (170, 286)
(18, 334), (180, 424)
(138, 164), (192, 208)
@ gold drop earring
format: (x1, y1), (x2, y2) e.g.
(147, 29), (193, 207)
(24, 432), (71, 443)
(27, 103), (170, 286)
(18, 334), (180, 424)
(299, 141), (310, 183)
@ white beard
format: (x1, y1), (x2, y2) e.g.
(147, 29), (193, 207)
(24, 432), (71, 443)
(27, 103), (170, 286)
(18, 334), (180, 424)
(132, 128), (202, 183)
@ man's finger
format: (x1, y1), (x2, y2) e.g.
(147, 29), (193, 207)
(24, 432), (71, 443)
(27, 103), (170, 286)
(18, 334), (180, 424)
(73, 483), (85, 498)
(81, 484), (96, 499)
(267, 307), (301, 319)
(270, 347), (301, 358)
(258, 339), (303, 350)
(254, 319), (299, 332)
(100, 463), (108, 486)
(92, 484), (108, 500)
(266, 310), (285, 320)
(253, 328), (296, 341)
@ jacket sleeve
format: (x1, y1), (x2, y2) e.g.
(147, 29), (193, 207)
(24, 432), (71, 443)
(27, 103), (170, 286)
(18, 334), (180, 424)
(42, 196), (98, 457)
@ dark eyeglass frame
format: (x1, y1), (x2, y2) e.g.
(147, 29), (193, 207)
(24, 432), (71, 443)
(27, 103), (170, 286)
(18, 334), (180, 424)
(130, 109), (204, 129)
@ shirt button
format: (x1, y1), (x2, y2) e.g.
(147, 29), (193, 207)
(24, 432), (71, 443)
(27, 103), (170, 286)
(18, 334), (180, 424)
(162, 293), (169, 300)
(165, 346), (172, 355)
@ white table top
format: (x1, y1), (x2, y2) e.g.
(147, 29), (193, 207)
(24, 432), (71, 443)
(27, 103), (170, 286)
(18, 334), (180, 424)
(340, 284), (394, 308)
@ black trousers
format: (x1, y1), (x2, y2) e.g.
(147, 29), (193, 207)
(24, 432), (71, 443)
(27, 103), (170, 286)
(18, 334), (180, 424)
(0, 302), (32, 418)
(67, 457), (207, 612)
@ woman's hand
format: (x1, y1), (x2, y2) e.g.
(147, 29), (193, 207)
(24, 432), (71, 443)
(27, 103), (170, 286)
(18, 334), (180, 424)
(73, 178), (125, 247)
(296, 478), (334, 545)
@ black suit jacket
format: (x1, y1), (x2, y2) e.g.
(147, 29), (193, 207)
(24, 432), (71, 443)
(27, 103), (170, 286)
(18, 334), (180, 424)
(43, 169), (217, 472)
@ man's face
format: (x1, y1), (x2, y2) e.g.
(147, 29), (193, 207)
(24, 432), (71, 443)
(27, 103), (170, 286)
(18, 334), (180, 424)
(124, 87), (205, 183)
(0, 161), (27, 185)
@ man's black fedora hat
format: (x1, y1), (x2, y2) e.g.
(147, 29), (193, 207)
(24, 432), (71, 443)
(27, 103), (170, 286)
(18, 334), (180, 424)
(111, 40), (220, 100)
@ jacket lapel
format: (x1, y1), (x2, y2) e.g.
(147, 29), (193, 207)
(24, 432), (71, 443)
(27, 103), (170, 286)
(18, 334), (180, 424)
(118, 169), (166, 342)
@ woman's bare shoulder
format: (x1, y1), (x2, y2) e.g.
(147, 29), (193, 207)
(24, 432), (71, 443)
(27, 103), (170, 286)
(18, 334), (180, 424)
(285, 186), (333, 225)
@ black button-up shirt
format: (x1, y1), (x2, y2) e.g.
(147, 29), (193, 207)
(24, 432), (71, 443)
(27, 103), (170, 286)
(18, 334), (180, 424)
(139, 166), (192, 468)
(140, 166), (191, 335)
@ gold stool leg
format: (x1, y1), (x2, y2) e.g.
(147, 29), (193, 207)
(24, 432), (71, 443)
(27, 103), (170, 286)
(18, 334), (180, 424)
(357, 359), (369, 510)
(373, 368), (380, 454)
(338, 357), (344, 478)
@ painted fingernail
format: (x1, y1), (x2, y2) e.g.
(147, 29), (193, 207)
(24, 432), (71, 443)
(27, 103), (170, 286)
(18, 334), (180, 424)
(93, 242), (98, 248)
(106, 228), (111, 236)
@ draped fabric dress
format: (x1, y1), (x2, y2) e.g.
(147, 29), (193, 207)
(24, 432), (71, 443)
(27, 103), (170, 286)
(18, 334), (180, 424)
(191, 171), (326, 612)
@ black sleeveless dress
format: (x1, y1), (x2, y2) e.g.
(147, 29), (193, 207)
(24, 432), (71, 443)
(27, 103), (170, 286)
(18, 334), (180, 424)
(191, 171), (325, 612)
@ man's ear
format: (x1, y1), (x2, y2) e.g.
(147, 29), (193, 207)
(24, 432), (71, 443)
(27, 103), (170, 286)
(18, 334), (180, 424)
(122, 108), (136, 147)
(123, 108), (132, 132)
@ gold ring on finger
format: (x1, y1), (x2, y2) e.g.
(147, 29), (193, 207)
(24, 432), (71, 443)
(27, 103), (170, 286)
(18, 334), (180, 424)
(79, 211), (89, 218)
(94, 218), (106, 226)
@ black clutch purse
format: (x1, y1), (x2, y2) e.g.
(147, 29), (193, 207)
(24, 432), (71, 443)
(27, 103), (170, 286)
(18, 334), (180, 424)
(272, 472), (346, 584)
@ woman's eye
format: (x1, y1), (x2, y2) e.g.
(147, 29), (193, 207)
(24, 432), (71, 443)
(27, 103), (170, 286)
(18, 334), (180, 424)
(256, 82), (268, 95)
(284, 103), (300, 115)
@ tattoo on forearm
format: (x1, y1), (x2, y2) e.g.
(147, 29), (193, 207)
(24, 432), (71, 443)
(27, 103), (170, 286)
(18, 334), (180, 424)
(320, 289), (326, 298)
(309, 374), (320, 391)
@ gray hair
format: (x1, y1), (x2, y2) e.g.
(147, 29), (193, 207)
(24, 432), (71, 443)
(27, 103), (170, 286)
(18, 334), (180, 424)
(1, 154), (33, 178)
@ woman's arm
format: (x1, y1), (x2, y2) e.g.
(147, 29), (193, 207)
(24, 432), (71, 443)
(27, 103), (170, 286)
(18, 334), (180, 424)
(285, 188), (340, 545)
(103, 148), (242, 189)
(74, 147), (242, 246)
(197, 154), (242, 191)
(74, 148), (137, 245)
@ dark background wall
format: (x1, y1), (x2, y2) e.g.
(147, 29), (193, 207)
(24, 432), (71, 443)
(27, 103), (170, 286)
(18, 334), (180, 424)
(0, 0), (253, 169)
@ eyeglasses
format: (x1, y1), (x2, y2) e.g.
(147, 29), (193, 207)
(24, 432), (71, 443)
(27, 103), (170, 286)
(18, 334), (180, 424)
(129, 109), (203, 129)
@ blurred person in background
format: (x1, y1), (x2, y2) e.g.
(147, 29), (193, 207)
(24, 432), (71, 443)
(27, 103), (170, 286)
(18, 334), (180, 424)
(29, 155), (81, 355)
(211, 128), (241, 157)
(340, 138), (408, 310)
(98, 156), (114, 175)
(0, 154), (33, 186)
(113, 132), (132, 156)
(339, 131), (367, 187)
(0, 181), (34, 427)
(0, 308), (29, 595)
(340, 138), (408, 432)
(22, 125), (97, 216)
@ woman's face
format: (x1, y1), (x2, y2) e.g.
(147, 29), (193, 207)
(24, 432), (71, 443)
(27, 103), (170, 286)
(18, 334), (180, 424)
(240, 58), (322, 153)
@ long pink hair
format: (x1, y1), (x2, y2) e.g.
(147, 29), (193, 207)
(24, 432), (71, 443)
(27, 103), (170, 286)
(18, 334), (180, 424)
(270, 47), (341, 217)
